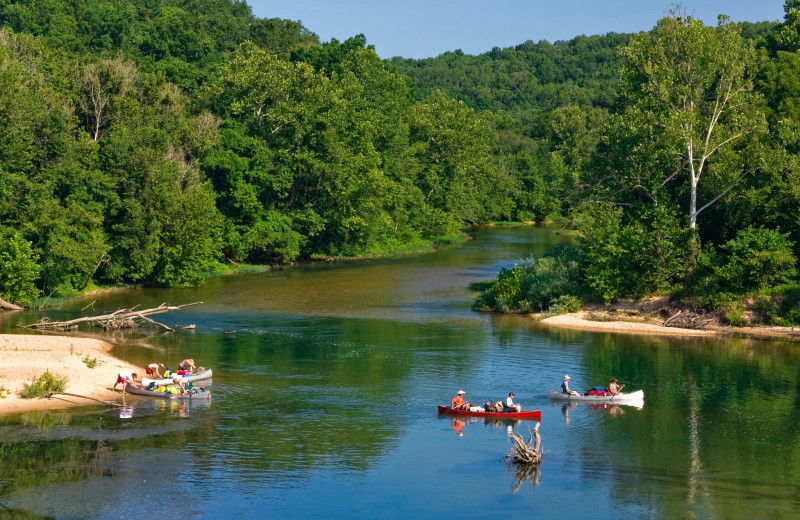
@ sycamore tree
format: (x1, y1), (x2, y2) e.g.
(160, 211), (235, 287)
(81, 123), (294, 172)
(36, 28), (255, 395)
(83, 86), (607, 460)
(619, 10), (766, 230)
(617, 9), (767, 287)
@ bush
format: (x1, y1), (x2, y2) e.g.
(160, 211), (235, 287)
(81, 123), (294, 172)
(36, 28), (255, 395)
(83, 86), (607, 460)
(543, 295), (582, 317)
(473, 247), (582, 313)
(0, 228), (40, 306)
(20, 370), (68, 398)
(724, 302), (748, 326)
(752, 296), (779, 325)
(778, 289), (800, 326)
(713, 227), (797, 293)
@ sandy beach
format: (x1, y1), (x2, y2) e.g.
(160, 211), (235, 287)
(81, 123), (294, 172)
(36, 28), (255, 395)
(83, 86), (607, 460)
(539, 311), (716, 336)
(539, 310), (800, 340)
(0, 334), (140, 414)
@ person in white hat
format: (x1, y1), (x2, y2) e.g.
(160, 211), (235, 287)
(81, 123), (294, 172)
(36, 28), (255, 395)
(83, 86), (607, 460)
(561, 375), (578, 396)
(451, 389), (470, 410)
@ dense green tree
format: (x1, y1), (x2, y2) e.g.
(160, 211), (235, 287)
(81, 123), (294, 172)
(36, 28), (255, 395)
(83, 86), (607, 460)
(619, 11), (766, 232)
(711, 227), (797, 292)
(408, 90), (513, 233)
(0, 226), (40, 305)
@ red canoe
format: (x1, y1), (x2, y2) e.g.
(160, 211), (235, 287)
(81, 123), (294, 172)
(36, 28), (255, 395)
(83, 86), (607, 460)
(437, 405), (541, 421)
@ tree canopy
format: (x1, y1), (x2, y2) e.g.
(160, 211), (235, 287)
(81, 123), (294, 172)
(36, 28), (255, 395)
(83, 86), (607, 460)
(0, 0), (798, 319)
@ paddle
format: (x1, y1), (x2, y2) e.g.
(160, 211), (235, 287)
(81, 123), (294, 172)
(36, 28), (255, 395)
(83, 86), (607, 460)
(609, 383), (625, 401)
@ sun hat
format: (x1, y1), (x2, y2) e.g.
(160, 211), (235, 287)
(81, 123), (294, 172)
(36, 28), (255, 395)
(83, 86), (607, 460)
(457, 390), (465, 395)
(610, 377), (618, 382)
(564, 375), (571, 380)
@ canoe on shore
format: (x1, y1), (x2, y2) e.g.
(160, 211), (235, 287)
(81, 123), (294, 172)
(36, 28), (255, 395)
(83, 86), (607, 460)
(548, 389), (644, 403)
(124, 382), (211, 399)
(437, 405), (541, 421)
(142, 369), (213, 387)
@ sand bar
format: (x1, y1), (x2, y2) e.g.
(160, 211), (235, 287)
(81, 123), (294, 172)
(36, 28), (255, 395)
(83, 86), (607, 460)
(540, 312), (716, 336)
(0, 334), (139, 414)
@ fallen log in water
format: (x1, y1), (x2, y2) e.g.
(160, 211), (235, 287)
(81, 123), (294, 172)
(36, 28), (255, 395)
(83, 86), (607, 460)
(0, 297), (23, 311)
(21, 302), (202, 332)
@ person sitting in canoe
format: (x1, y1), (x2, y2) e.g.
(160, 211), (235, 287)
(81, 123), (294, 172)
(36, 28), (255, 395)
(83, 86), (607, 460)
(608, 377), (625, 395)
(145, 363), (164, 379)
(505, 392), (521, 412)
(451, 390), (470, 410)
(561, 375), (579, 396)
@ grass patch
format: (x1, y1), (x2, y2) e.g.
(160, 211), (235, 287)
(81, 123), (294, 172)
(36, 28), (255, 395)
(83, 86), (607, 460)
(82, 355), (101, 369)
(20, 370), (68, 398)
(0, 385), (9, 399)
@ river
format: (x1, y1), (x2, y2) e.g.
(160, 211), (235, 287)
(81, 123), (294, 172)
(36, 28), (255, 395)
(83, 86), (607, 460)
(1, 225), (799, 519)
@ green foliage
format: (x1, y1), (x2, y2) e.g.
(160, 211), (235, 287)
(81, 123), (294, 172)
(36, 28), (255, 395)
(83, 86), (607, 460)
(81, 355), (100, 369)
(1, 0), (800, 311)
(778, 288), (800, 325)
(20, 370), (68, 398)
(752, 295), (780, 325)
(724, 301), (749, 326)
(542, 295), (582, 317)
(0, 227), (40, 305)
(712, 227), (797, 293)
(473, 247), (581, 313)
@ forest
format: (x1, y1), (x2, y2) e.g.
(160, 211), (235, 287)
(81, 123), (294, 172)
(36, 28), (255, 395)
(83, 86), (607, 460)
(0, 0), (799, 324)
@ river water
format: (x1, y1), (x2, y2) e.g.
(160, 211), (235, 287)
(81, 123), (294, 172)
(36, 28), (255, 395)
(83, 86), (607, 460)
(1, 225), (799, 519)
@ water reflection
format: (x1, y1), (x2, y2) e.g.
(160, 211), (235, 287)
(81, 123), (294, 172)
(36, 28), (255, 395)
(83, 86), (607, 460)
(4, 226), (800, 518)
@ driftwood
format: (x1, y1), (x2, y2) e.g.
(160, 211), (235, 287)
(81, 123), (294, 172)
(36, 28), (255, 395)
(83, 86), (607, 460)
(662, 309), (715, 329)
(21, 302), (202, 332)
(506, 422), (543, 465)
(42, 391), (123, 407)
(0, 297), (23, 311)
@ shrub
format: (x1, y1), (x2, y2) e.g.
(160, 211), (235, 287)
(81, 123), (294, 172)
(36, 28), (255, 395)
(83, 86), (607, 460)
(725, 302), (748, 327)
(0, 228), (40, 306)
(713, 227), (797, 293)
(82, 355), (100, 369)
(20, 370), (68, 398)
(778, 289), (800, 326)
(752, 296), (779, 325)
(544, 295), (582, 316)
(473, 247), (582, 313)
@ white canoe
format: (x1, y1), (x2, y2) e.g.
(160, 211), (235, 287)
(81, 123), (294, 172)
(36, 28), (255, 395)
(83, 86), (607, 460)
(141, 368), (213, 387)
(549, 389), (644, 403)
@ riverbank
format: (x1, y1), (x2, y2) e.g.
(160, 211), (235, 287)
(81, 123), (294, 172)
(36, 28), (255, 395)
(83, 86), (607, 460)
(538, 306), (800, 341)
(0, 334), (139, 414)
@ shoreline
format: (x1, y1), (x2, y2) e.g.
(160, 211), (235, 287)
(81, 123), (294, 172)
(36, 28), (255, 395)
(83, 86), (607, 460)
(0, 334), (139, 415)
(3, 305), (799, 415)
(538, 310), (800, 341)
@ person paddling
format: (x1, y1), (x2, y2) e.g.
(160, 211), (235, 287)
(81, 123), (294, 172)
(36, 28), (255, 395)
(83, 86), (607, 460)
(451, 390), (470, 410)
(608, 377), (625, 395)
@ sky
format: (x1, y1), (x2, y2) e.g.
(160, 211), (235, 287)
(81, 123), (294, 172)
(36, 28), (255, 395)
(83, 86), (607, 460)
(247, 1), (787, 59)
